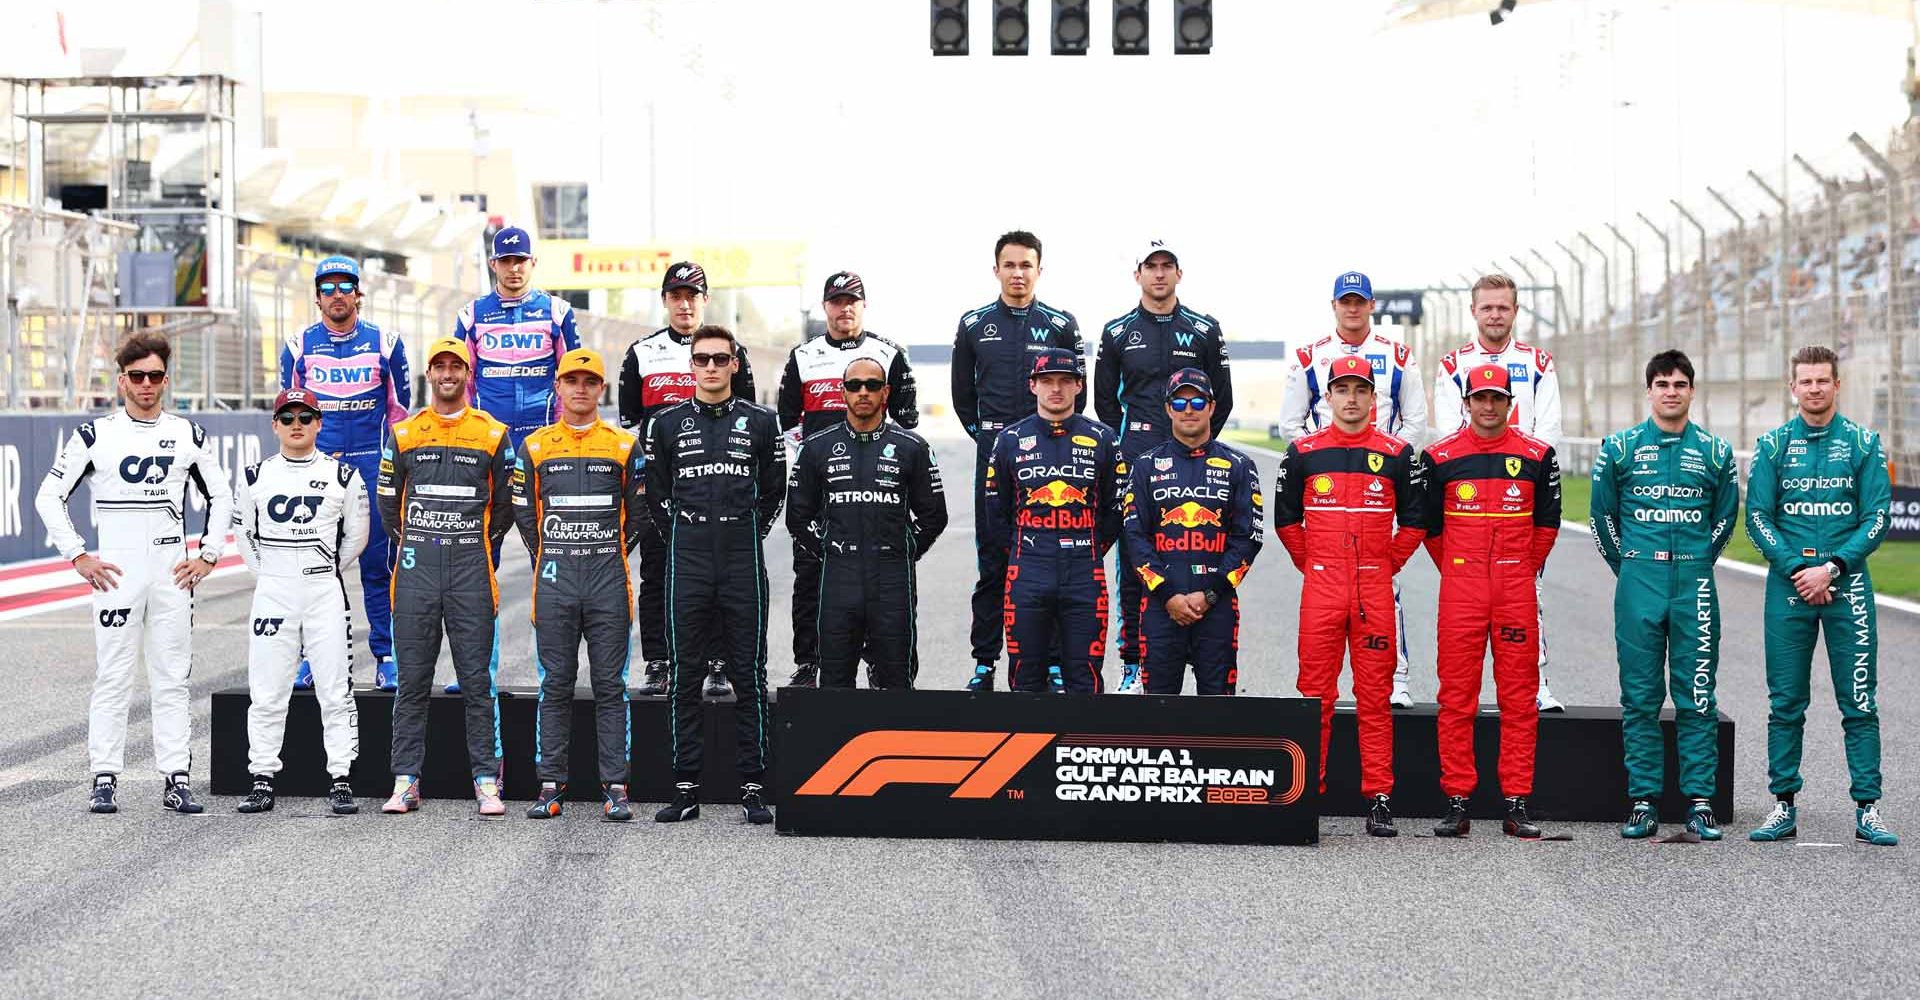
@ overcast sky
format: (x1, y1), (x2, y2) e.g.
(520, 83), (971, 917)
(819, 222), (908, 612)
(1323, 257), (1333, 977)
(13, 0), (1912, 343)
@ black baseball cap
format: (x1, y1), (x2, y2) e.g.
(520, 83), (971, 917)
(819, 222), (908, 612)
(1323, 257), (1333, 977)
(662, 261), (708, 295)
(823, 271), (866, 302)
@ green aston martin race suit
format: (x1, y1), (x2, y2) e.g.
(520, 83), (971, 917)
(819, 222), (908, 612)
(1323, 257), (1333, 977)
(1590, 418), (1739, 800)
(1746, 413), (1892, 803)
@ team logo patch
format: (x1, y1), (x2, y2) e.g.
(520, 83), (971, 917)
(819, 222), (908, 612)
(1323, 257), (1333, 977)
(1206, 457), (1232, 469)
(1311, 475), (1334, 496)
(1019, 436), (1037, 451)
(1071, 435), (1097, 447)
(1154, 457), (1173, 471)
(1367, 453), (1383, 473)
(735, 416), (749, 430)
(1456, 482), (1478, 501)
(1506, 457), (1522, 477)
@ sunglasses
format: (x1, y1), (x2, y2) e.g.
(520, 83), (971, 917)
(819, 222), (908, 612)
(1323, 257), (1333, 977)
(276, 411), (319, 426)
(317, 281), (358, 297)
(843, 378), (887, 394)
(1168, 396), (1210, 412)
(122, 369), (167, 384)
(690, 352), (734, 368)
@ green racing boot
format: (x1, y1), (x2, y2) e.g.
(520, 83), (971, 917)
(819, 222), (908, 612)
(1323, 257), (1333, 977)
(1620, 799), (1658, 840)
(1748, 801), (1797, 842)
(1684, 799), (1722, 841)
(1855, 804), (1899, 846)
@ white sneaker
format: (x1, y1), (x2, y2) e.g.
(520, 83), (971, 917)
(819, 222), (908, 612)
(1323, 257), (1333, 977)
(1389, 683), (1415, 709)
(1536, 679), (1565, 713)
(1114, 663), (1143, 694)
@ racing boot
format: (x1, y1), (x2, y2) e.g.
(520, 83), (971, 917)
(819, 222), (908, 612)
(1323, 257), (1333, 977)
(1503, 796), (1542, 839)
(1114, 663), (1143, 694)
(373, 655), (398, 692)
(1433, 796), (1471, 837)
(1856, 804), (1900, 846)
(445, 678), (462, 694)
(1536, 675), (1565, 713)
(1047, 664), (1066, 694)
(236, 776), (276, 814)
(1620, 799), (1659, 839)
(1389, 681), (1414, 710)
(741, 782), (774, 825)
(382, 775), (420, 814)
(1685, 799), (1723, 841)
(89, 774), (118, 814)
(1748, 799), (1796, 841)
(787, 663), (819, 689)
(602, 783), (633, 822)
(635, 659), (670, 697)
(965, 664), (997, 692)
(527, 782), (565, 819)
(474, 776), (506, 817)
(703, 660), (734, 700)
(654, 782), (701, 823)
(327, 779), (357, 815)
(1365, 794), (1398, 838)
(162, 772), (204, 814)
(293, 659), (315, 691)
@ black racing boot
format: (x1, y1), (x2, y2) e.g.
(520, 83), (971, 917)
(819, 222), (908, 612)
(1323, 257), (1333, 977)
(741, 782), (773, 825)
(602, 783), (633, 822)
(703, 660), (735, 700)
(636, 659), (670, 697)
(526, 782), (565, 819)
(162, 772), (205, 814)
(1365, 794), (1398, 838)
(787, 663), (819, 689)
(965, 664), (997, 692)
(654, 782), (700, 823)
(89, 774), (118, 814)
(327, 779), (358, 815)
(1433, 796), (1471, 837)
(236, 776), (276, 814)
(1503, 796), (1543, 839)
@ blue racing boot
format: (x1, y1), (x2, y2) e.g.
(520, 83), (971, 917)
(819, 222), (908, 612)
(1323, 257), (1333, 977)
(373, 655), (398, 691)
(1748, 800), (1797, 842)
(293, 660), (314, 690)
(1114, 662), (1142, 694)
(964, 664), (996, 692)
(1047, 664), (1066, 694)
(1856, 804), (1899, 846)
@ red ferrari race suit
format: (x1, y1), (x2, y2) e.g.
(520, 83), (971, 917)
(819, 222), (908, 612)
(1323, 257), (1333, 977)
(1273, 426), (1427, 797)
(1422, 425), (1561, 798)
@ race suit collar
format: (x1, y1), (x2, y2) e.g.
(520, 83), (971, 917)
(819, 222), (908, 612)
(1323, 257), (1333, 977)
(694, 396), (736, 419)
(1469, 332), (1519, 355)
(847, 423), (886, 443)
(495, 288), (540, 308)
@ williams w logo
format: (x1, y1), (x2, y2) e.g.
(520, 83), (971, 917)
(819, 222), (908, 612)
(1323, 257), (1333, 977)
(1029, 327), (1049, 342)
(795, 730), (1054, 798)
(1173, 331), (1195, 347)
(252, 618), (286, 636)
(98, 608), (131, 628)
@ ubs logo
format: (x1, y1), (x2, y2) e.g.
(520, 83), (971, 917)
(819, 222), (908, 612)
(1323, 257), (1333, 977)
(118, 455), (174, 483)
(267, 495), (324, 523)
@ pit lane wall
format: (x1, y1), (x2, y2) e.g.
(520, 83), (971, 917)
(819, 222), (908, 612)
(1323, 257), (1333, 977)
(0, 412), (270, 565)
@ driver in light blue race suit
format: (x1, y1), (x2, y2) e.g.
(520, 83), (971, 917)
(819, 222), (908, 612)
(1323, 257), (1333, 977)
(279, 256), (411, 690)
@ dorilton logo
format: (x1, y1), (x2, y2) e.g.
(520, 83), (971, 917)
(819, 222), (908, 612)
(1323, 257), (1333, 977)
(796, 731), (1054, 798)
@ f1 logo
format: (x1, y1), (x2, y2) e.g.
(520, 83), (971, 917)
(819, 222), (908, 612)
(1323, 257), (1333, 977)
(795, 730), (1054, 798)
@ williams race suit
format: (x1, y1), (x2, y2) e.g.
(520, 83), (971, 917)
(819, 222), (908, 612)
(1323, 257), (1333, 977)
(787, 422), (948, 689)
(1121, 438), (1263, 695)
(513, 419), (648, 786)
(1422, 425), (1560, 799)
(777, 330), (917, 670)
(378, 408), (514, 780)
(984, 412), (1124, 693)
(1589, 418), (1739, 801)
(234, 452), (369, 780)
(1273, 425), (1427, 797)
(617, 326), (754, 667)
(35, 411), (235, 778)
(1746, 414), (1893, 803)
(951, 297), (1084, 666)
(647, 396), (785, 782)
(454, 288), (581, 449)
(280, 320), (410, 662)
(1094, 304), (1232, 667)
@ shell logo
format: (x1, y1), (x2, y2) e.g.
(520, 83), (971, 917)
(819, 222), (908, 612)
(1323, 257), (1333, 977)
(1311, 475), (1334, 495)
(1455, 482), (1479, 501)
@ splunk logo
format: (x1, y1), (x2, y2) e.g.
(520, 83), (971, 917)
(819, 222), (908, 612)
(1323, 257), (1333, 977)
(794, 730), (1055, 798)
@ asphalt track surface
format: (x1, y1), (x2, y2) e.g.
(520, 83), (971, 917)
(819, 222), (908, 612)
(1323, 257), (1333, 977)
(1, 432), (1913, 999)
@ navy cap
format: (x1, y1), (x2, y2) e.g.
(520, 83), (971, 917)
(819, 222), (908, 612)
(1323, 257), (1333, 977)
(1027, 347), (1083, 379)
(314, 255), (360, 282)
(1166, 367), (1214, 398)
(489, 226), (532, 259)
(662, 261), (708, 295)
(1332, 270), (1374, 301)
(823, 271), (866, 302)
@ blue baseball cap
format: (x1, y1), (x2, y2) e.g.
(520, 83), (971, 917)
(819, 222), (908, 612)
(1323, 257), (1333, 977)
(1027, 347), (1083, 379)
(490, 226), (533, 259)
(314, 255), (360, 283)
(1166, 367), (1215, 398)
(1332, 270), (1374, 301)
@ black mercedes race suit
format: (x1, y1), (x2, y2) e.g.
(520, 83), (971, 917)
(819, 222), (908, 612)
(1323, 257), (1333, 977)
(513, 419), (648, 785)
(617, 327), (754, 666)
(647, 395), (785, 782)
(949, 296), (1084, 666)
(776, 330), (917, 669)
(378, 408), (514, 780)
(786, 421), (948, 688)
(1093, 303), (1232, 667)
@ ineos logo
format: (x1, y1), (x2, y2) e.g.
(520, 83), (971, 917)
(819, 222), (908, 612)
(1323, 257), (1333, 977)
(118, 455), (174, 484)
(267, 495), (324, 523)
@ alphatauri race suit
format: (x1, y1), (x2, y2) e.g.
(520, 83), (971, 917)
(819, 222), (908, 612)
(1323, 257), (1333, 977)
(618, 327), (754, 667)
(513, 419), (647, 785)
(1094, 303), (1232, 667)
(378, 408), (514, 780)
(36, 412), (234, 778)
(647, 395), (785, 782)
(1277, 330), (1428, 689)
(1272, 426), (1427, 797)
(233, 452), (369, 779)
(984, 412), (1124, 693)
(1121, 438), (1263, 695)
(786, 421), (948, 689)
(1590, 419), (1739, 801)
(455, 288), (581, 451)
(281, 320), (410, 662)
(1747, 414), (1893, 803)
(777, 331), (917, 669)
(951, 297), (1084, 666)
(1423, 426), (1560, 798)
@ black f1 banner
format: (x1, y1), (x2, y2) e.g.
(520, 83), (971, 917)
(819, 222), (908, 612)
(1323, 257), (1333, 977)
(775, 689), (1320, 845)
(1370, 289), (1424, 326)
(1890, 485), (1920, 542)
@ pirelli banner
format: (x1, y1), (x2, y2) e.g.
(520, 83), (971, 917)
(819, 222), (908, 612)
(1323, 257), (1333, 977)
(540, 240), (806, 290)
(775, 689), (1320, 845)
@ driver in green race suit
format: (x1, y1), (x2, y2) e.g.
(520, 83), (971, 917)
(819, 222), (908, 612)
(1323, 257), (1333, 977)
(1744, 344), (1897, 846)
(1589, 350), (1739, 842)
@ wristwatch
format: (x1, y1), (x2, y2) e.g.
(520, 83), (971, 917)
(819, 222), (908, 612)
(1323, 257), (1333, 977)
(1824, 561), (1842, 581)
(199, 549), (220, 567)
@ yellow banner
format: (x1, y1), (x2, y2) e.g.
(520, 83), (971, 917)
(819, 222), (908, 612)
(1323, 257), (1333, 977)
(540, 240), (805, 290)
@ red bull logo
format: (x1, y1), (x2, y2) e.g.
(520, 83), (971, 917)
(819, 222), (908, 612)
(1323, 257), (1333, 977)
(1027, 480), (1089, 507)
(1158, 501), (1223, 528)
(1155, 532), (1227, 553)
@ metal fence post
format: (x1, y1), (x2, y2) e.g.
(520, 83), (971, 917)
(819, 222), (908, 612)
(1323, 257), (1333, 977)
(1705, 187), (1751, 449)
(1849, 132), (1907, 475)
(1671, 200), (1710, 424)
(1748, 170), (1791, 421)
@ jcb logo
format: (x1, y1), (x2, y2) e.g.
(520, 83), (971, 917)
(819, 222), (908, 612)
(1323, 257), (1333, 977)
(118, 455), (174, 484)
(252, 618), (285, 636)
(98, 608), (131, 628)
(795, 730), (1054, 798)
(267, 495), (324, 523)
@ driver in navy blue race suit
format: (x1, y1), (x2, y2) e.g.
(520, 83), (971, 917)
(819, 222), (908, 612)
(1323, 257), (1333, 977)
(280, 255), (410, 690)
(1094, 240), (1232, 692)
(1120, 369), (1263, 695)
(983, 348), (1125, 693)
